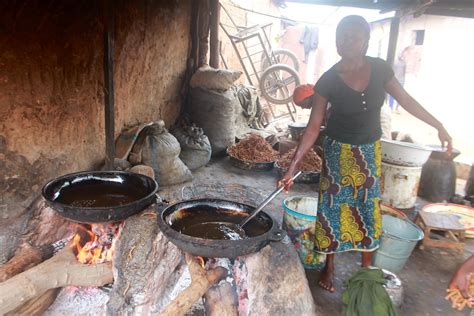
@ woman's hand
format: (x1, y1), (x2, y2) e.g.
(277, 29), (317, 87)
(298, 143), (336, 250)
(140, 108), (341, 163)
(448, 255), (474, 299)
(438, 126), (453, 156)
(277, 169), (296, 192)
(449, 270), (472, 300)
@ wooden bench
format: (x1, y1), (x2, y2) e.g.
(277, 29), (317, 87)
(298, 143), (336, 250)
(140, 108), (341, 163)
(415, 210), (465, 253)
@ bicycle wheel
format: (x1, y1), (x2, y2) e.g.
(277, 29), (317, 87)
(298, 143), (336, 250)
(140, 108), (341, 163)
(261, 48), (300, 73)
(259, 64), (301, 105)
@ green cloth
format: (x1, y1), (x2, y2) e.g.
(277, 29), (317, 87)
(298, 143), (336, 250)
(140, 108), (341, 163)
(341, 267), (398, 316)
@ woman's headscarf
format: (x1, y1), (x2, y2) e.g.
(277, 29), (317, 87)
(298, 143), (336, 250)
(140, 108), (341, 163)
(293, 84), (314, 106)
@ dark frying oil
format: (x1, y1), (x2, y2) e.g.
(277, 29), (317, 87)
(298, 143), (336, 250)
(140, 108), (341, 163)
(181, 222), (246, 240)
(55, 182), (144, 207)
(170, 207), (270, 240)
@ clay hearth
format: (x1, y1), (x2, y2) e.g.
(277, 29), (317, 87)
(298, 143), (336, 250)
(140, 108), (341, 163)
(0, 196), (318, 315)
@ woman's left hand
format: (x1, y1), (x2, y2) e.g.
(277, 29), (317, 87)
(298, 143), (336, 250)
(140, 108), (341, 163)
(438, 126), (453, 156)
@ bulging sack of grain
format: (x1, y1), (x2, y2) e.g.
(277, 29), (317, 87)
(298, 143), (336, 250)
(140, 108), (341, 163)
(172, 125), (212, 170)
(189, 87), (237, 156)
(140, 121), (192, 186)
(190, 65), (242, 91)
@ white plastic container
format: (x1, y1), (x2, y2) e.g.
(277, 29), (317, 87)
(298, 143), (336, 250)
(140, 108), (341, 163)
(381, 162), (422, 209)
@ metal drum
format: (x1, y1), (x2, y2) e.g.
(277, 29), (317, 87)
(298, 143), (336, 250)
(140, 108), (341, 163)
(381, 162), (422, 209)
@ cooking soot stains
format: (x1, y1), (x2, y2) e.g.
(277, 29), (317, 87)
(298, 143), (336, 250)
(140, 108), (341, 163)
(170, 206), (270, 240)
(55, 181), (144, 207)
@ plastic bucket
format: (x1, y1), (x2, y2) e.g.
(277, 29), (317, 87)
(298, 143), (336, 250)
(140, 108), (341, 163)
(282, 196), (326, 269)
(373, 215), (424, 272)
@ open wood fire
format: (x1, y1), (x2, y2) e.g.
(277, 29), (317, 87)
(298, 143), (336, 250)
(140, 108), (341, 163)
(0, 216), (120, 314)
(72, 223), (123, 264)
(0, 198), (317, 315)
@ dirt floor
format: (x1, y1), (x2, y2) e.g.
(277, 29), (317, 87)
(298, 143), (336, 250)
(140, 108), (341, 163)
(161, 157), (474, 316)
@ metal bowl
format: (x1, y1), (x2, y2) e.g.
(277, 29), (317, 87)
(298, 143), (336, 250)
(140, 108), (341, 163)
(226, 147), (275, 171)
(274, 161), (320, 184)
(288, 122), (306, 141)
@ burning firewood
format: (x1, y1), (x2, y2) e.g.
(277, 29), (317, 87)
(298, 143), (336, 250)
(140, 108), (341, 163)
(160, 253), (227, 316)
(0, 240), (72, 315)
(6, 289), (60, 316)
(0, 238), (70, 282)
(0, 245), (113, 314)
(0, 243), (53, 282)
(204, 282), (239, 316)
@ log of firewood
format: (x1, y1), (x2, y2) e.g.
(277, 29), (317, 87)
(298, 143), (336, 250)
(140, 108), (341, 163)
(0, 243), (54, 282)
(160, 253), (227, 316)
(0, 242), (61, 315)
(0, 245), (113, 314)
(7, 289), (60, 316)
(204, 282), (238, 316)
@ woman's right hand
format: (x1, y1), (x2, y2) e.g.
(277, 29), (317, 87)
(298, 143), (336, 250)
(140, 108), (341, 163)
(437, 125), (453, 156)
(277, 169), (296, 192)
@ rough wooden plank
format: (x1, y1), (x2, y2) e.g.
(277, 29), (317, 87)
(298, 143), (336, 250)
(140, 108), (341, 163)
(419, 211), (464, 230)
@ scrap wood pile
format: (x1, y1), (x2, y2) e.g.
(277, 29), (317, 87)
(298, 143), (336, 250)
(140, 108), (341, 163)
(227, 134), (279, 162)
(277, 148), (322, 172)
(445, 273), (474, 311)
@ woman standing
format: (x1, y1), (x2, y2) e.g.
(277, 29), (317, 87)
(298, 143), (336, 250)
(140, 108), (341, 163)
(279, 15), (452, 292)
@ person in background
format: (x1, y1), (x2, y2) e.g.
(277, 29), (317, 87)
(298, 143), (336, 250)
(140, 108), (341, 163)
(293, 84), (315, 109)
(279, 15), (452, 292)
(300, 26), (319, 64)
(293, 84), (330, 130)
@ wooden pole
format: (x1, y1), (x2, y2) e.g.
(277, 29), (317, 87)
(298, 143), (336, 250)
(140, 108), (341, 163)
(190, 0), (200, 71)
(103, 0), (116, 170)
(209, 0), (220, 68)
(198, 0), (210, 68)
(386, 16), (400, 67)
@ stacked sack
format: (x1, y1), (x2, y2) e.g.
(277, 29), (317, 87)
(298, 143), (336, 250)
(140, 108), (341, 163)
(188, 66), (242, 156)
(171, 123), (212, 171)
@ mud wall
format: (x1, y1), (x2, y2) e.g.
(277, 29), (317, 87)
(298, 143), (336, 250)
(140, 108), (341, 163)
(0, 0), (191, 219)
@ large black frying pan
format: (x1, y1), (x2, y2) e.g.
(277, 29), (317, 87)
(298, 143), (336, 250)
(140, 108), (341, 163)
(156, 198), (285, 258)
(42, 171), (158, 223)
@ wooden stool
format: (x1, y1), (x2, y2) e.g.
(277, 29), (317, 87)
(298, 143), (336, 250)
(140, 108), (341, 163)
(415, 210), (465, 253)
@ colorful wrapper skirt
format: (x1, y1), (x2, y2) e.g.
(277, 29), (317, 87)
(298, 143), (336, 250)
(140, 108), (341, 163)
(315, 137), (382, 254)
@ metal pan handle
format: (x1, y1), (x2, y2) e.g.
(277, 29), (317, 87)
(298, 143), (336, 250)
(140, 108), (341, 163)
(268, 228), (286, 241)
(181, 185), (199, 200)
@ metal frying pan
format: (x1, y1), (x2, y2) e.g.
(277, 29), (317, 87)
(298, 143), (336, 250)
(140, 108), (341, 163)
(156, 198), (285, 258)
(42, 171), (159, 223)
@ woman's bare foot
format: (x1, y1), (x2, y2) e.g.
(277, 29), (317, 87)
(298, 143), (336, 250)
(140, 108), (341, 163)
(318, 254), (335, 292)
